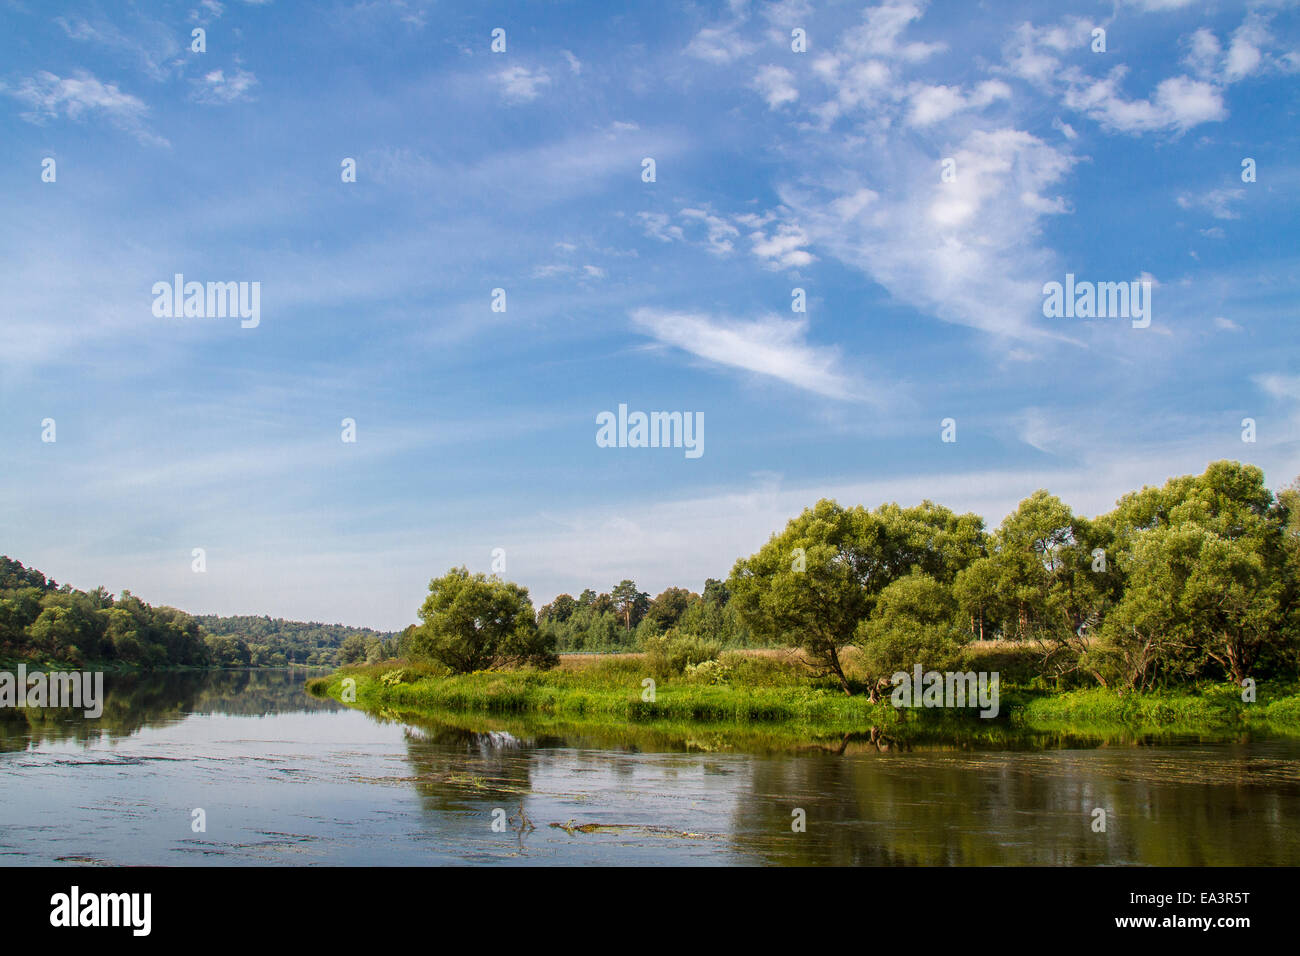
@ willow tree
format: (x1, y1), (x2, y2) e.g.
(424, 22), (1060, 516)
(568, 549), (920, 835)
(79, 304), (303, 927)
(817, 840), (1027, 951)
(1095, 462), (1291, 687)
(727, 498), (984, 698)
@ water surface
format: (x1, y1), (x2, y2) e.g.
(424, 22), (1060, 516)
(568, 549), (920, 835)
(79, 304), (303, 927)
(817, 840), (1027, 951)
(1, 669), (1297, 865)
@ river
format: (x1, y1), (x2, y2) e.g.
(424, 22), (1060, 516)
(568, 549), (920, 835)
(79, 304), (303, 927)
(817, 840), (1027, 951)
(1, 669), (1297, 866)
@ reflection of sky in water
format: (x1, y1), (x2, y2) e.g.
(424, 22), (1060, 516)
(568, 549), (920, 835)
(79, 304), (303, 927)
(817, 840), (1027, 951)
(1, 672), (1298, 866)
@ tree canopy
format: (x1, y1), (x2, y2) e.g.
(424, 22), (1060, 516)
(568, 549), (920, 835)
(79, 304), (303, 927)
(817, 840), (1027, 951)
(408, 567), (557, 673)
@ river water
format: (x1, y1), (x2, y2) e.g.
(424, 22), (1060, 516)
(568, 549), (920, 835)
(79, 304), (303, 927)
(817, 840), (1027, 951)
(1, 669), (1297, 866)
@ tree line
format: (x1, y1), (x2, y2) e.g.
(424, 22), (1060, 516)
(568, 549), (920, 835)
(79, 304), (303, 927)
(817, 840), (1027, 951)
(0, 558), (392, 668)
(8, 459), (1297, 693)
(733, 460), (1300, 696)
(402, 461), (1300, 697)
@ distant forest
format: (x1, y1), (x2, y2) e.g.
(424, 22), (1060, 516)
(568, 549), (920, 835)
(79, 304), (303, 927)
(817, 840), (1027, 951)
(0, 556), (394, 668)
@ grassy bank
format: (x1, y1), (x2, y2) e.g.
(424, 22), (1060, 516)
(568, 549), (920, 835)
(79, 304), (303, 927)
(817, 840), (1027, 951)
(306, 655), (900, 727)
(308, 648), (1300, 742)
(1013, 682), (1300, 735)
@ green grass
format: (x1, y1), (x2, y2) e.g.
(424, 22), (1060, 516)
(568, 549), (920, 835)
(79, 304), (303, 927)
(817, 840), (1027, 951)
(307, 658), (898, 726)
(307, 651), (1300, 746)
(1011, 681), (1300, 736)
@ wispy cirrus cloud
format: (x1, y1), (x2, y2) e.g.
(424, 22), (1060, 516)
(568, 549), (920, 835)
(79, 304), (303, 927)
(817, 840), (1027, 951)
(55, 14), (184, 82)
(685, 22), (756, 64)
(781, 126), (1077, 341)
(2, 69), (168, 145)
(630, 307), (876, 403)
(1178, 187), (1245, 220)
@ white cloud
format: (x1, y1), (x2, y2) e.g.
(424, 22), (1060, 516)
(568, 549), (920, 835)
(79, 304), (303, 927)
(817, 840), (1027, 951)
(760, 0), (814, 24)
(1063, 69), (1225, 134)
(192, 0), (225, 22)
(192, 68), (258, 104)
(1184, 28), (1223, 79)
(999, 19), (1093, 88)
(1178, 187), (1244, 220)
(3, 70), (167, 145)
(56, 15), (184, 82)
(679, 207), (741, 254)
(748, 221), (815, 270)
(1256, 373), (1300, 403)
(1052, 117), (1077, 139)
(808, 56), (900, 126)
(1226, 16), (1267, 81)
(637, 212), (685, 244)
(752, 65), (798, 108)
(1182, 15), (1294, 85)
(630, 308), (871, 402)
(1018, 408), (1072, 454)
(495, 65), (551, 103)
(841, 0), (946, 62)
(686, 23), (756, 64)
(906, 79), (1010, 126)
(784, 128), (1075, 341)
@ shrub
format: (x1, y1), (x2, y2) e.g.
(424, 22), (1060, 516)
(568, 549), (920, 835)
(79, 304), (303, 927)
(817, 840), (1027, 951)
(684, 658), (732, 685)
(643, 630), (722, 677)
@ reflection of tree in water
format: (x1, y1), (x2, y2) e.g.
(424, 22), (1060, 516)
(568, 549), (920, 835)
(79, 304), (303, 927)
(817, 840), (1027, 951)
(187, 668), (340, 716)
(732, 740), (1300, 866)
(398, 718), (541, 816)
(0, 667), (336, 752)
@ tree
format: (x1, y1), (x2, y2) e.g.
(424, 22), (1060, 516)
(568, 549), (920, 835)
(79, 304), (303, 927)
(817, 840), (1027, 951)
(857, 572), (968, 685)
(641, 587), (696, 634)
(702, 578), (730, 606)
(610, 580), (649, 631)
(728, 500), (877, 696)
(1094, 461), (1291, 687)
(729, 499), (985, 697)
(338, 634), (367, 664)
(952, 557), (1001, 642)
(409, 567), (558, 673)
(539, 593), (577, 624)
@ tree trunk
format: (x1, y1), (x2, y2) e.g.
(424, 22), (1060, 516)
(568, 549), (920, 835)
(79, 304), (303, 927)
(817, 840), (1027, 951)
(828, 646), (852, 696)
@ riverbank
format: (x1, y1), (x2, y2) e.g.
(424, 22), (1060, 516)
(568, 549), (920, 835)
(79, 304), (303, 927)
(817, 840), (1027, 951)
(0, 655), (331, 674)
(307, 652), (1300, 740)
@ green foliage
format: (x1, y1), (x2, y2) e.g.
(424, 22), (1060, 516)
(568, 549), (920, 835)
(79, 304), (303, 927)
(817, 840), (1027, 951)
(728, 498), (986, 695)
(683, 658), (732, 685)
(338, 634), (368, 665)
(643, 631), (722, 678)
(856, 572), (969, 686)
(408, 567), (558, 673)
(0, 555), (395, 669)
(0, 557), (207, 668)
(197, 614), (395, 666)
(1092, 461), (1292, 688)
(539, 577), (755, 652)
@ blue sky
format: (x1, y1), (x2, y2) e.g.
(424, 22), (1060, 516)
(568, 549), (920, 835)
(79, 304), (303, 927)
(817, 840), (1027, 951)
(1, 0), (1297, 631)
